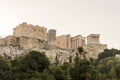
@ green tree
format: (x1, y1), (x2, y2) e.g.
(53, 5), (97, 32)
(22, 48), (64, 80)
(61, 62), (73, 80)
(115, 65), (120, 79)
(30, 70), (55, 80)
(0, 56), (12, 80)
(48, 65), (66, 80)
(40, 70), (55, 80)
(54, 67), (66, 80)
(77, 47), (84, 59)
(69, 55), (72, 63)
(77, 47), (87, 60)
(96, 57), (119, 80)
(98, 48), (119, 60)
(11, 51), (50, 80)
(70, 59), (93, 80)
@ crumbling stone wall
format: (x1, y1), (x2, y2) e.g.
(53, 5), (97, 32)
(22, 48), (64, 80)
(13, 22), (47, 40)
(56, 34), (71, 49)
(19, 36), (47, 49)
(48, 29), (56, 46)
(56, 34), (86, 49)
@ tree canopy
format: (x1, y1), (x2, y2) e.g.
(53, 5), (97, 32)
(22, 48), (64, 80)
(0, 48), (120, 80)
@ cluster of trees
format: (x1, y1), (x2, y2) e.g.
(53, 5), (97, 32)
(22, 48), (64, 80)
(0, 48), (120, 80)
(98, 48), (120, 60)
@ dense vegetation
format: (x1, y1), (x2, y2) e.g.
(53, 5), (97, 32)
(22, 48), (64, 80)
(0, 48), (120, 80)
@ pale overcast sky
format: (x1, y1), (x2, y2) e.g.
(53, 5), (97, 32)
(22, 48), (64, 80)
(0, 0), (120, 49)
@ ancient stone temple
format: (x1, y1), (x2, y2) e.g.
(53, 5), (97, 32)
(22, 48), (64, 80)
(83, 34), (107, 59)
(71, 35), (85, 49)
(56, 34), (85, 49)
(87, 34), (100, 44)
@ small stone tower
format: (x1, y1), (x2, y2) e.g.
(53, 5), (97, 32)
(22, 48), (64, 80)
(87, 34), (100, 44)
(66, 34), (71, 49)
(48, 29), (56, 46)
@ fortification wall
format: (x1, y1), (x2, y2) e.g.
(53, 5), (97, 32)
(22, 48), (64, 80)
(48, 29), (56, 46)
(13, 22), (47, 40)
(56, 34), (71, 49)
(19, 36), (47, 49)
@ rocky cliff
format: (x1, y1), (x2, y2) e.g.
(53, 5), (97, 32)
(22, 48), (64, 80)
(0, 36), (47, 49)
(0, 35), (107, 64)
(0, 36), (72, 64)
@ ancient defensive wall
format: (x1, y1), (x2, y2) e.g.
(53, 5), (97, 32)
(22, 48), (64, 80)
(13, 22), (47, 40)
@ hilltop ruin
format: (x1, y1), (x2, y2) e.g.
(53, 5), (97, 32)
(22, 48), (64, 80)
(0, 22), (107, 64)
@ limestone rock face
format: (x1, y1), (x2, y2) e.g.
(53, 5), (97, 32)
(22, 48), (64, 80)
(0, 36), (18, 46)
(0, 36), (47, 50)
(0, 45), (71, 64)
(83, 44), (107, 59)
(0, 36), (107, 64)
(0, 46), (26, 59)
(45, 49), (70, 64)
(0, 36), (71, 64)
(18, 36), (47, 49)
(26, 48), (71, 64)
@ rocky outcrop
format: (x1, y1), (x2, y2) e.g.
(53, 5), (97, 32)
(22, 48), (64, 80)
(0, 35), (72, 64)
(0, 46), (27, 59)
(83, 44), (107, 59)
(0, 45), (71, 64)
(0, 35), (107, 64)
(45, 49), (71, 64)
(0, 36), (47, 49)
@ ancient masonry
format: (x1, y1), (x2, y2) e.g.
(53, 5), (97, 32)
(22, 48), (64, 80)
(12, 22), (86, 49)
(0, 22), (107, 61)
(14, 23), (106, 49)
(13, 22), (47, 40)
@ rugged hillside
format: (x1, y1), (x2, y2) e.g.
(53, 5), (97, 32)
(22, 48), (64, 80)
(0, 23), (107, 64)
(0, 36), (72, 64)
(0, 35), (107, 64)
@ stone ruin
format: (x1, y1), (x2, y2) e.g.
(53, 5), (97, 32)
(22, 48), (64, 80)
(13, 22), (47, 40)
(84, 34), (107, 59)
(12, 22), (107, 51)
(13, 22), (86, 49)
(0, 22), (107, 64)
